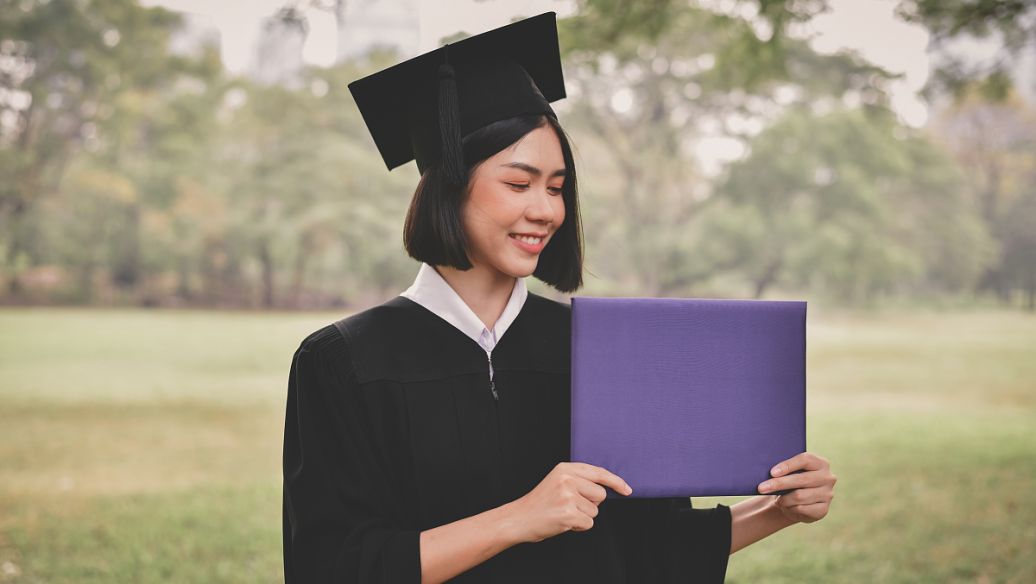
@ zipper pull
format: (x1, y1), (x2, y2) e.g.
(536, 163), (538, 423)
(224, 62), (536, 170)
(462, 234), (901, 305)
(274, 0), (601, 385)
(487, 352), (498, 401)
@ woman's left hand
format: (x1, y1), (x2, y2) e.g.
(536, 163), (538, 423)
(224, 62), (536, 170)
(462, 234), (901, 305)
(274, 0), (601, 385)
(757, 451), (837, 524)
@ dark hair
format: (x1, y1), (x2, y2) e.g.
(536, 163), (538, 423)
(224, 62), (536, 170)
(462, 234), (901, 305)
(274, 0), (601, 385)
(403, 113), (584, 293)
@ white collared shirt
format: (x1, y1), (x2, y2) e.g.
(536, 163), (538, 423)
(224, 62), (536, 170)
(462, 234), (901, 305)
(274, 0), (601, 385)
(399, 263), (528, 366)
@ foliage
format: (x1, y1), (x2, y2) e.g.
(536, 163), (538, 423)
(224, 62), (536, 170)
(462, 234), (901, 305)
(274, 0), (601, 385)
(0, 0), (1032, 309)
(0, 0), (219, 298)
(710, 105), (994, 304)
(559, 0), (898, 296)
(927, 90), (1036, 307)
(896, 0), (1036, 101)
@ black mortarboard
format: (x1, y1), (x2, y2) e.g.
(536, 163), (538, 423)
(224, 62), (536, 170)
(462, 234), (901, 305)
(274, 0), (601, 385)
(347, 12), (566, 184)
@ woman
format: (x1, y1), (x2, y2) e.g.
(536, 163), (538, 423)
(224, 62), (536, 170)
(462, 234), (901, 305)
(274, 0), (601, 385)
(282, 12), (836, 584)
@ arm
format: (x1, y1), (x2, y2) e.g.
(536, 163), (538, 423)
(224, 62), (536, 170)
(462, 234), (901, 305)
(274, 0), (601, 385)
(417, 476), (799, 576)
(283, 330), (423, 583)
(418, 499), (525, 584)
(729, 495), (796, 554)
(421, 461), (636, 583)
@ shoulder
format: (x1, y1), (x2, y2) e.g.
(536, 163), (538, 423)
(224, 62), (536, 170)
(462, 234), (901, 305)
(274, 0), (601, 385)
(337, 291), (571, 342)
(296, 292), (571, 383)
(526, 291), (571, 316)
(295, 296), (413, 371)
(308, 295), (485, 383)
(523, 291), (572, 333)
(333, 295), (417, 349)
(293, 322), (353, 386)
(297, 322), (346, 355)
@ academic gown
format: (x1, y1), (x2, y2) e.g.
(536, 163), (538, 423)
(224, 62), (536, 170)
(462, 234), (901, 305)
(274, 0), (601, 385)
(282, 291), (732, 583)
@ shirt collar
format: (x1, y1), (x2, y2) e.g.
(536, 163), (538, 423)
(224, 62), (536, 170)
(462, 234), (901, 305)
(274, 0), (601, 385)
(399, 262), (528, 351)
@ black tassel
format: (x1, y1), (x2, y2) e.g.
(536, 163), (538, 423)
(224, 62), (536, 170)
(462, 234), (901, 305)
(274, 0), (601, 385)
(437, 44), (466, 187)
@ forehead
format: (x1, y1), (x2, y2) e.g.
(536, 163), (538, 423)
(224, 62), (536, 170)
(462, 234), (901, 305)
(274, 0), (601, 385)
(494, 126), (564, 166)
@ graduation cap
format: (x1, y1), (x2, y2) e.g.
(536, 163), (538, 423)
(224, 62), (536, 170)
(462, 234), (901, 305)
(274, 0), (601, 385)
(347, 11), (566, 184)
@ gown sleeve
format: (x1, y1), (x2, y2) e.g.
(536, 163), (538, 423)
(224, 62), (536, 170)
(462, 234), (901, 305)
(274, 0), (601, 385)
(282, 326), (422, 583)
(609, 496), (732, 583)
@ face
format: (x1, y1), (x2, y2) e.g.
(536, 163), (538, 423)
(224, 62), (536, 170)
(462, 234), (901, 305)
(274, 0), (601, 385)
(461, 124), (567, 279)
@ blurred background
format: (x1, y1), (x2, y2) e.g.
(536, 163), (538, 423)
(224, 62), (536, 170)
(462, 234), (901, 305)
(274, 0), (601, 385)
(0, 0), (1033, 582)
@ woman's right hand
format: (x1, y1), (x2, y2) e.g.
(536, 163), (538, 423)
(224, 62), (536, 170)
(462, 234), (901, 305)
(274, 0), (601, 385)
(508, 462), (633, 544)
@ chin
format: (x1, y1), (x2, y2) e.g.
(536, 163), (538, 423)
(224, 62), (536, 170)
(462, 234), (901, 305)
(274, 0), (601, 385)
(497, 257), (538, 279)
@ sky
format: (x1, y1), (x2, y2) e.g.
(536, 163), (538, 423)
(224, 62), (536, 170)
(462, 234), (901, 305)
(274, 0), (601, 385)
(142, 0), (932, 127)
(804, 0), (930, 126)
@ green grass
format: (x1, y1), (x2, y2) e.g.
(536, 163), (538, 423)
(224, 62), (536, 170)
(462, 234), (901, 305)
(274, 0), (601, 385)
(1, 307), (1034, 583)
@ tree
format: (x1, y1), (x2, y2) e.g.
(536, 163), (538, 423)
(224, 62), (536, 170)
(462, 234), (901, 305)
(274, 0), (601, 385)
(212, 52), (416, 308)
(896, 0), (1036, 101)
(0, 0), (215, 297)
(928, 89), (1036, 305)
(708, 104), (994, 303)
(555, 0), (895, 294)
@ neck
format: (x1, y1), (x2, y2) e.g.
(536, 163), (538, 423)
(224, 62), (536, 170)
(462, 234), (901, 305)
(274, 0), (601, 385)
(433, 262), (517, 332)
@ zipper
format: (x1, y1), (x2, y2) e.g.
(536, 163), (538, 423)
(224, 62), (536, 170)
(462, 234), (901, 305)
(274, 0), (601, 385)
(487, 349), (503, 501)
(487, 351), (498, 401)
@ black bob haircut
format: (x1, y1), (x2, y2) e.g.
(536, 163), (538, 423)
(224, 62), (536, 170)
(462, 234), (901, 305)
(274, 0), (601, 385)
(403, 112), (584, 293)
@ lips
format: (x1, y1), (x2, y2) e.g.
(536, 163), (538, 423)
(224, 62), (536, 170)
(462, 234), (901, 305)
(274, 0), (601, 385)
(509, 232), (547, 253)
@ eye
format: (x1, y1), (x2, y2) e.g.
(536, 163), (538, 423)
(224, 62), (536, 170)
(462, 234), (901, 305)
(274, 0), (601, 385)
(507, 182), (564, 196)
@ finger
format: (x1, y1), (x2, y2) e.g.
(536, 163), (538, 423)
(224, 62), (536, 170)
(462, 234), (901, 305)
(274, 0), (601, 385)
(770, 452), (827, 477)
(571, 476), (609, 504)
(574, 496), (599, 519)
(570, 462), (633, 495)
(759, 469), (828, 494)
(582, 463), (633, 495)
(568, 511), (595, 532)
(774, 486), (828, 506)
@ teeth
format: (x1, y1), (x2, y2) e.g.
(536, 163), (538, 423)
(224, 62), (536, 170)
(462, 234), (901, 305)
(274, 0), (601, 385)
(512, 234), (543, 244)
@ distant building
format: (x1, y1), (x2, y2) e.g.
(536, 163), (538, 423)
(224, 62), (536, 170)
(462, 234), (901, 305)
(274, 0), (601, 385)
(250, 8), (309, 88)
(335, 0), (421, 62)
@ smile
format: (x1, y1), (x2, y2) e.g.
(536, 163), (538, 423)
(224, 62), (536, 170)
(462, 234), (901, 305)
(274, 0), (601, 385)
(509, 233), (546, 253)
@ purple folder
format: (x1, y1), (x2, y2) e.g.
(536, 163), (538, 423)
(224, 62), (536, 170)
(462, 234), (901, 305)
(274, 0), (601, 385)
(570, 296), (806, 498)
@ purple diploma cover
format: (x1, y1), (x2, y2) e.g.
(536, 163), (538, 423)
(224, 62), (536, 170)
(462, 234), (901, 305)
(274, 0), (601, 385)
(570, 296), (807, 498)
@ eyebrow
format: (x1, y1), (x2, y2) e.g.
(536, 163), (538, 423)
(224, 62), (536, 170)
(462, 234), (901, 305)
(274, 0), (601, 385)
(499, 162), (566, 178)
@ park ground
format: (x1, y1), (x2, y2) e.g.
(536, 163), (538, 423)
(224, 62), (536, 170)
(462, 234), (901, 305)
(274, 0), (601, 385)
(0, 306), (1033, 583)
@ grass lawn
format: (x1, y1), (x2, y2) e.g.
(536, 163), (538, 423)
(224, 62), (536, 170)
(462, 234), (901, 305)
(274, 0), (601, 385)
(1, 307), (1034, 583)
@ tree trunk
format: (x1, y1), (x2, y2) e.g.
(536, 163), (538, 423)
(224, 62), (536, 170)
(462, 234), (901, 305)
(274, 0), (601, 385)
(111, 204), (141, 290)
(1026, 268), (1035, 312)
(176, 255), (193, 302)
(752, 257), (782, 299)
(289, 231), (312, 309)
(257, 239), (275, 308)
(5, 203), (26, 297)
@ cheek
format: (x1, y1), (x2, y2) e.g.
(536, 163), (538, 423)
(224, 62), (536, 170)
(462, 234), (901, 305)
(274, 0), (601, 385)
(553, 197), (566, 224)
(468, 190), (523, 228)
(463, 193), (517, 246)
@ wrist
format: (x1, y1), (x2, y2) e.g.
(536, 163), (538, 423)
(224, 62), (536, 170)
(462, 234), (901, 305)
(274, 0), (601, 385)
(729, 495), (797, 554)
(763, 495), (799, 528)
(492, 498), (530, 546)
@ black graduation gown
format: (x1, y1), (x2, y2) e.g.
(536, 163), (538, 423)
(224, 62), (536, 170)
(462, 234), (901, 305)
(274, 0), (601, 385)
(282, 291), (732, 583)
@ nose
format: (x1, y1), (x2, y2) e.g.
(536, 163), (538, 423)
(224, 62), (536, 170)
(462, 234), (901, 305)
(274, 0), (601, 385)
(525, 184), (556, 225)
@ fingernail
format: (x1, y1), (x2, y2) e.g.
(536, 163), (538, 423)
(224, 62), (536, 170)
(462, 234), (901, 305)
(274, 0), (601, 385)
(772, 465), (783, 476)
(625, 485), (633, 495)
(760, 481), (771, 492)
